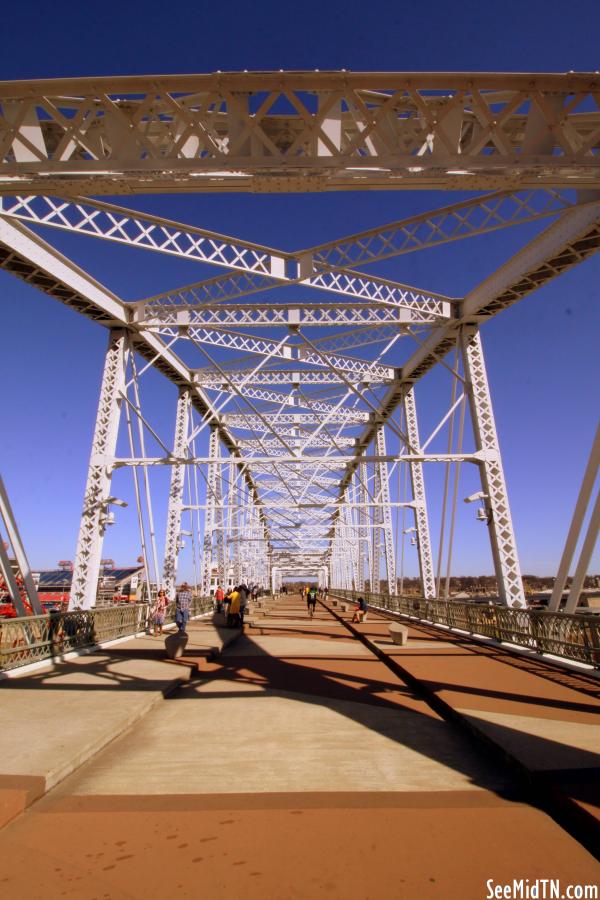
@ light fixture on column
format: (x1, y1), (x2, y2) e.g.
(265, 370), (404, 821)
(177, 529), (192, 550)
(463, 492), (489, 522)
(403, 526), (417, 546)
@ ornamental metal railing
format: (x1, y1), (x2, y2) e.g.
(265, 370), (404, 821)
(0, 596), (213, 673)
(332, 590), (600, 669)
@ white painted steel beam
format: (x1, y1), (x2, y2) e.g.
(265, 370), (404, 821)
(403, 388), (436, 599)
(549, 424), (600, 612)
(113, 453), (482, 467)
(70, 329), (129, 609)
(222, 412), (369, 427)
(0, 532), (27, 617)
(564, 490), (600, 613)
(375, 427), (396, 593)
(0, 473), (43, 615)
(162, 388), (191, 599)
(194, 370), (392, 387)
(138, 303), (443, 328)
(460, 326), (525, 608)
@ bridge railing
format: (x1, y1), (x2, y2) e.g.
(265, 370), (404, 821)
(0, 595), (213, 673)
(331, 590), (600, 669)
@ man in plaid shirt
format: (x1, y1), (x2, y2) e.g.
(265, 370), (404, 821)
(175, 582), (192, 633)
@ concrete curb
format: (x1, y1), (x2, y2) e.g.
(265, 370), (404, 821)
(0, 620), (241, 831)
(0, 671), (190, 832)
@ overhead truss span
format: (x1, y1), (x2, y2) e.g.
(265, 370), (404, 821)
(0, 71), (599, 614)
(0, 71), (599, 194)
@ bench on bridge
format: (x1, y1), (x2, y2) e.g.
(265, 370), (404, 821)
(389, 623), (409, 646)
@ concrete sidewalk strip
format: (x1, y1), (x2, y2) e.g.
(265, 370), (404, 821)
(44, 607), (514, 800)
(55, 684), (511, 797)
(0, 618), (241, 827)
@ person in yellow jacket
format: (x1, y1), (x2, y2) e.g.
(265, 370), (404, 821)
(227, 588), (241, 628)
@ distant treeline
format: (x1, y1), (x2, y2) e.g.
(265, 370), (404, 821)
(366, 574), (600, 595)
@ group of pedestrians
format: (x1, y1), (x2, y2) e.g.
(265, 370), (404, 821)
(150, 581), (264, 637)
(152, 580), (336, 635)
(150, 582), (193, 636)
(214, 582), (262, 628)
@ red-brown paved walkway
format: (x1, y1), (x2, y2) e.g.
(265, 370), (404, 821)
(0, 594), (598, 899)
(326, 596), (600, 839)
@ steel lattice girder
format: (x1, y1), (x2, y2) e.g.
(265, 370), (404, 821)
(0, 190), (577, 314)
(0, 195), (450, 315)
(136, 303), (446, 327)
(162, 387), (191, 599)
(178, 325), (397, 380)
(196, 382), (375, 417)
(69, 329), (129, 609)
(237, 437), (359, 449)
(194, 369), (392, 386)
(222, 412), (369, 426)
(1, 72), (599, 194)
(112, 453), (483, 468)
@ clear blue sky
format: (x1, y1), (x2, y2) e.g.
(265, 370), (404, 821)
(1, 0), (599, 581)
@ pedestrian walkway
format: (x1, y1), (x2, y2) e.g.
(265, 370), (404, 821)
(0, 595), (598, 900)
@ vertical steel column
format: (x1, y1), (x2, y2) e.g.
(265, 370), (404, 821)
(163, 388), (190, 599)
(564, 491), (600, 612)
(403, 387), (436, 599)
(549, 424), (600, 612)
(226, 459), (237, 588)
(241, 487), (252, 583)
(0, 527), (27, 616)
(231, 475), (243, 586)
(348, 492), (359, 589)
(375, 427), (396, 594)
(258, 511), (268, 588)
(460, 326), (525, 607)
(249, 494), (260, 586)
(357, 468), (368, 591)
(200, 428), (219, 596)
(371, 457), (383, 593)
(0, 474), (42, 614)
(213, 444), (226, 589)
(71, 329), (128, 610)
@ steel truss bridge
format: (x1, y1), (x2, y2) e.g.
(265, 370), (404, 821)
(0, 71), (599, 612)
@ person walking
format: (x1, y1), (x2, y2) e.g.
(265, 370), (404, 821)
(307, 584), (318, 618)
(175, 582), (192, 633)
(227, 587), (241, 628)
(214, 584), (225, 614)
(153, 589), (168, 635)
(238, 583), (248, 625)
